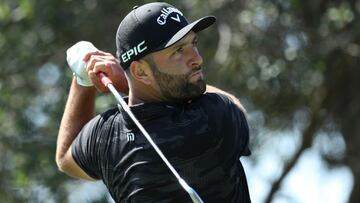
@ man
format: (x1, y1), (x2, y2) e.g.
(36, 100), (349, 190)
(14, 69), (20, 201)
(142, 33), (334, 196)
(56, 2), (251, 203)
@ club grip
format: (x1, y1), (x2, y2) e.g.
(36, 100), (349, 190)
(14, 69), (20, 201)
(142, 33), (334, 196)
(98, 72), (113, 87)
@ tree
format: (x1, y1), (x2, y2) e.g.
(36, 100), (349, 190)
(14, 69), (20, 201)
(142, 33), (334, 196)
(206, 0), (359, 202)
(0, 0), (358, 202)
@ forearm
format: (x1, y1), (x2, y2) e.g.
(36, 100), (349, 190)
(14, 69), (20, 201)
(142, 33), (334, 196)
(206, 85), (246, 113)
(56, 77), (97, 168)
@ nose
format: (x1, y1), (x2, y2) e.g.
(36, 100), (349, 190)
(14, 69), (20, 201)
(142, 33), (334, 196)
(188, 47), (203, 68)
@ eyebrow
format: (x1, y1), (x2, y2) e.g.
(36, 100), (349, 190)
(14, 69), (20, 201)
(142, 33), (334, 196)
(171, 34), (198, 50)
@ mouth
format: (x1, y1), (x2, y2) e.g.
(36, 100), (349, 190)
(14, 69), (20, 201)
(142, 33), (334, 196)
(189, 68), (203, 79)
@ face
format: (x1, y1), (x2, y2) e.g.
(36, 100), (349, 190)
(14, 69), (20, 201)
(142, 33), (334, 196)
(146, 32), (206, 102)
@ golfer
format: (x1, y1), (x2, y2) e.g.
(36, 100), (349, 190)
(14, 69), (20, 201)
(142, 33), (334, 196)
(56, 2), (251, 202)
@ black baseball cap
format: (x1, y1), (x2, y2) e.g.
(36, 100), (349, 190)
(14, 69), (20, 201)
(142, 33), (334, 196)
(116, 2), (216, 69)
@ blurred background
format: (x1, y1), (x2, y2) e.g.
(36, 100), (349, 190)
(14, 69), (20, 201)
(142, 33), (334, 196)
(0, 0), (359, 202)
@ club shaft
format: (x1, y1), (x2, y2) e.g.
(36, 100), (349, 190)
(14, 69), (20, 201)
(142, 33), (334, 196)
(106, 83), (203, 203)
(108, 84), (180, 178)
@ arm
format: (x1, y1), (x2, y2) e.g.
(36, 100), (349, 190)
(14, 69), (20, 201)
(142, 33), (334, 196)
(206, 85), (246, 113)
(55, 78), (97, 180)
(56, 43), (127, 180)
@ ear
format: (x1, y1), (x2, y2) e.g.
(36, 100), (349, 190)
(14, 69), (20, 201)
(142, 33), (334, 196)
(129, 60), (153, 85)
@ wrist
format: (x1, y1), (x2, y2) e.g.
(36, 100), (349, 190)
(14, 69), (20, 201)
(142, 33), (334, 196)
(72, 77), (97, 93)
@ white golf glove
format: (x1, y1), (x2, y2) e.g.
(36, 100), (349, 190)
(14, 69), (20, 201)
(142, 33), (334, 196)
(66, 41), (98, 86)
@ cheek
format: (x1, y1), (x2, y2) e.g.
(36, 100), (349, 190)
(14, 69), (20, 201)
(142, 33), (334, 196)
(159, 61), (189, 75)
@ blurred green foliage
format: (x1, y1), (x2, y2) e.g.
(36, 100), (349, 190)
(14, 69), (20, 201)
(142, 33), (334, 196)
(0, 0), (359, 202)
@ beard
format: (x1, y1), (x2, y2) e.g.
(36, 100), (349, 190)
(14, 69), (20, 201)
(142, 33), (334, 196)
(151, 65), (206, 103)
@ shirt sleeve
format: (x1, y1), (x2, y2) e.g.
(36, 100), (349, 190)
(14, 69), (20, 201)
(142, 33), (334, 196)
(71, 108), (119, 180)
(203, 92), (251, 157)
(220, 93), (251, 156)
(71, 115), (103, 179)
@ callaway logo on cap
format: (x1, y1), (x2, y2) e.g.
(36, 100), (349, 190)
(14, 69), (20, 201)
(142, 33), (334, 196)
(116, 2), (216, 69)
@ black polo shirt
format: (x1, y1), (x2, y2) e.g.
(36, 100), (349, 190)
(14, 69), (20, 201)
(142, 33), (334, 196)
(72, 92), (251, 203)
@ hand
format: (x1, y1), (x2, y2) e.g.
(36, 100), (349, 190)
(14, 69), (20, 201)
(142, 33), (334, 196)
(66, 41), (98, 86)
(84, 51), (129, 94)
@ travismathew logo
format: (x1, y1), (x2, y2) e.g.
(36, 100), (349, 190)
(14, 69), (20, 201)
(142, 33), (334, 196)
(127, 132), (135, 142)
(157, 7), (183, 25)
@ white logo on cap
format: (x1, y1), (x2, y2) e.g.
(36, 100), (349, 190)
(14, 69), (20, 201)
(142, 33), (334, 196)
(121, 40), (147, 63)
(157, 7), (183, 25)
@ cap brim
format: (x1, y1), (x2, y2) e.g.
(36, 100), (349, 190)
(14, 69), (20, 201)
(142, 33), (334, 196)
(162, 16), (216, 49)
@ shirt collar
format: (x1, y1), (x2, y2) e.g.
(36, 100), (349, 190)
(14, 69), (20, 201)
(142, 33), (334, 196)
(118, 97), (183, 128)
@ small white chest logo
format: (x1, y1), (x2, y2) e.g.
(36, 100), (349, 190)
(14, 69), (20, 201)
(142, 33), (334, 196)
(157, 7), (183, 25)
(127, 132), (135, 142)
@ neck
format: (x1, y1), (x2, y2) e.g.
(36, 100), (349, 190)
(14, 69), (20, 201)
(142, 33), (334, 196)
(128, 91), (144, 106)
(128, 85), (164, 106)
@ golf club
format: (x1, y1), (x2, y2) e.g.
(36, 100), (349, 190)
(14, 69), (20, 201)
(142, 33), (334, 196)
(98, 73), (204, 203)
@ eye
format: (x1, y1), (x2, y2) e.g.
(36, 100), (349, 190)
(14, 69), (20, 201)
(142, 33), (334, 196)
(174, 47), (184, 54)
